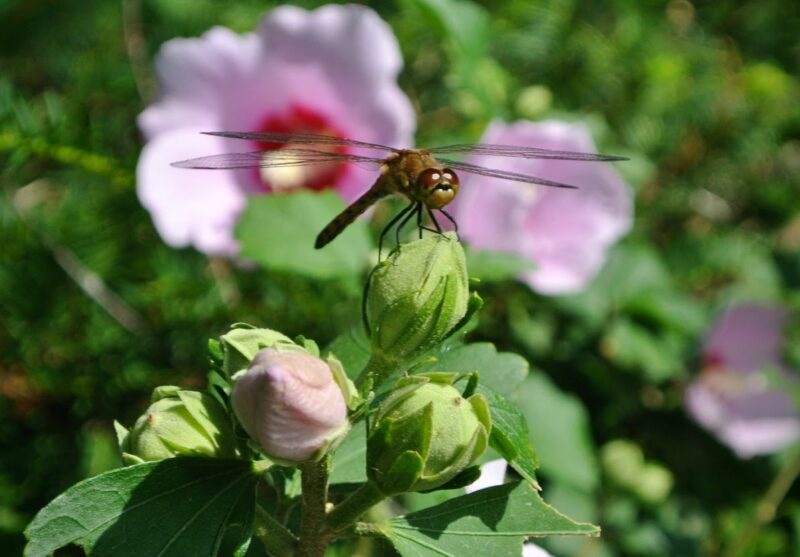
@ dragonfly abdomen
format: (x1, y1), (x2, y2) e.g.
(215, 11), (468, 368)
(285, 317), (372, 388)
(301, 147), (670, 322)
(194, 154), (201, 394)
(315, 185), (389, 249)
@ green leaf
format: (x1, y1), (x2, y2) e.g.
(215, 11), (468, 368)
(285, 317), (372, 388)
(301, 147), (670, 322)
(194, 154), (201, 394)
(403, 0), (490, 59)
(516, 374), (599, 493)
(465, 248), (535, 282)
(478, 386), (539, 487)
(330, 420), (367, 485)
(418, 343), (528, 399)
(236, 191), (372, 279)
(558, 243), (672, 325)
(602, 318), (686, 382)
(326, 326), (371, 382)
(383, 481), (599, 557)
(25, 458), (257, 557)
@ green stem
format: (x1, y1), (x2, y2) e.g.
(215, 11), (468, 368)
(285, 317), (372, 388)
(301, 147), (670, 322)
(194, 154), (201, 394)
(296, 458), (332, 557)
(325, 481), (386, 533)
(723, 447), (800, 557)
(355, 352), (402, 395)
(252, 505), (296, 557)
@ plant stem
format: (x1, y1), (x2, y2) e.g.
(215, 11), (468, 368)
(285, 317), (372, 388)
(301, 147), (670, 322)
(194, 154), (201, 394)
(355, 352), (401, 394)
(296, 458), (332, 557)
(252, 505), (297, 557)
(325, 481), (385, 533)
(723, 447), (800, 557)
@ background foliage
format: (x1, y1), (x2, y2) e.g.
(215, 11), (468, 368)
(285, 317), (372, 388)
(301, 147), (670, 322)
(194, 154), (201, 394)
(1, 0), (799, 555)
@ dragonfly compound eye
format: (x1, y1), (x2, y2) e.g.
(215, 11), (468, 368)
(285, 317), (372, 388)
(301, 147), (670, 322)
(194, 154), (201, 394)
(418, 167), (459, 209)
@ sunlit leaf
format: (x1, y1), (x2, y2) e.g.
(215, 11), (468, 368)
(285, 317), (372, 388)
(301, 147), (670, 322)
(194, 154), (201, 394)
(25, 458), (257, 557)
(383, 481), (599, 556)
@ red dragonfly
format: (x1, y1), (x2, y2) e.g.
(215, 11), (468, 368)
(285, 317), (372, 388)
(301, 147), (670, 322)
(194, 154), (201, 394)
(172, 131), (626, 252)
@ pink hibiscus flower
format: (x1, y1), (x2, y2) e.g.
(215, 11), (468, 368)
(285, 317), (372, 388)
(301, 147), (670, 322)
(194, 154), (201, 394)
(137, 4), (415, 255)
(448, 120), (633, 295)
(685, 304), (800, 458)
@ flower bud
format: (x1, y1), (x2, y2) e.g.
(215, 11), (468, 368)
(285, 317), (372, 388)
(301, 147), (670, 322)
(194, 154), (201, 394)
(231, 347), (350, 463)
(365, 233), (469, 363)
(367, 373), (491, 494)
(115, 386), (237, 465)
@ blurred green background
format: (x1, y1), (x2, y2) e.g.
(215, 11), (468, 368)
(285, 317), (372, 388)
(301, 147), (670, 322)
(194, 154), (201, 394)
(1, 0), (799, 555)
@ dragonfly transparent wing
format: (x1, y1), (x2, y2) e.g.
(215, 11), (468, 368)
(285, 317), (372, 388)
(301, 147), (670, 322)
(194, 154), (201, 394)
(428, 142), (627, 162)
(201, 131), (401, 153)
(172, 148), (386, 170)
(437, 158), (579, 189)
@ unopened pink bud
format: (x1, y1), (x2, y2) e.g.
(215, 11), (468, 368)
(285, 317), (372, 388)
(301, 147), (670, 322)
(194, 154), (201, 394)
(232, 348), (349, 463)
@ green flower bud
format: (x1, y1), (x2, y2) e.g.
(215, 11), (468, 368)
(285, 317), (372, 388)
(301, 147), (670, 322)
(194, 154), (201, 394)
(365, 233), (469, 365)
(115, 386), (238, 465)
(367, 373), (491, 494)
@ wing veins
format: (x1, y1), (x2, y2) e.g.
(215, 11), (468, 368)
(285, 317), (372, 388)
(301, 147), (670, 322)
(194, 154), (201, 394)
(437, 158), (579, 189)
(428, 143), (627, 161)
(172, 149), (384, 170)
(201, 131), (400, 152)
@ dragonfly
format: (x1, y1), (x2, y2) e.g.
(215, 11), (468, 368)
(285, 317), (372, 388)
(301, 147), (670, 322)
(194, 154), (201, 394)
(172, 131), (626, 253)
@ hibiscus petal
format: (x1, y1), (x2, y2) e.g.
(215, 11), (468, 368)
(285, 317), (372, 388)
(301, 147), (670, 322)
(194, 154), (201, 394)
(686, 304), (800, 458)
(451, 120), (632, 295)
(137, 128), (246, 255)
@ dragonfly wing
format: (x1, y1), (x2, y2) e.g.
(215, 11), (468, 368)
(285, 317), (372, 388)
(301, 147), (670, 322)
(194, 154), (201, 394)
(437, 158), (579, 189)
(201, 131), (401, 152)
(428, 142), (627, 162)
(172, 149), (385, 170)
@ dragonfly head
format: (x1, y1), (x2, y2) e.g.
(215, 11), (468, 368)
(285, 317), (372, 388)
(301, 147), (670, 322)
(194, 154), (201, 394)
(418, 167), (460, 209)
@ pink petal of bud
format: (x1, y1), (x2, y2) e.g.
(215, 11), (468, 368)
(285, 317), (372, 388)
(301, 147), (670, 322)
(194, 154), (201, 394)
(232, 348), (348, 462)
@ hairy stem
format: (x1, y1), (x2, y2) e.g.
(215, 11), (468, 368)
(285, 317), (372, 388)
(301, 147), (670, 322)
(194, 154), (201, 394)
(325, 481), (385, 533)
(296, 458), (332, 557)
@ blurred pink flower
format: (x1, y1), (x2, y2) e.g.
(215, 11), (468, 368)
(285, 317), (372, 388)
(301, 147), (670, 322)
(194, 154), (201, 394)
(686, 304), (800, 458)
(466, 459), (554, 557)
(137, 5), (415, 255)
(232, 347), (349, 462)
(448, 120), (632, 295)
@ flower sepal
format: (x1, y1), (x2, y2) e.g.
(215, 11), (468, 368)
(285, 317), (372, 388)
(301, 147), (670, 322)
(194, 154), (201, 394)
(220, 324), (299, 378)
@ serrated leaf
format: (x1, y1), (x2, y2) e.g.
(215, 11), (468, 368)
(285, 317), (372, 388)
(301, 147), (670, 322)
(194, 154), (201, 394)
(383, 481), (599, 557)
(25, 458), (257, 557)
(418, 343), (528, 399)
(236, 191), (372, 278)
(465, 248), (535, 282)
(479, 386), (539, 487)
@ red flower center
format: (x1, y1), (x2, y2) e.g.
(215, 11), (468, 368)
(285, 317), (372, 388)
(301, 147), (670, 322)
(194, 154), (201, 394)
(702, 351), (725, 373)
(253, 105), (347, 193)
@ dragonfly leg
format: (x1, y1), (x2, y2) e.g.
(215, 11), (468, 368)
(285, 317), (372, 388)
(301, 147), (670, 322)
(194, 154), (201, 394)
(438, 208), (460, 240)
(379, 200), (416, 260)
(395, 203), (420, 249)
(425, 207), (444, 234)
